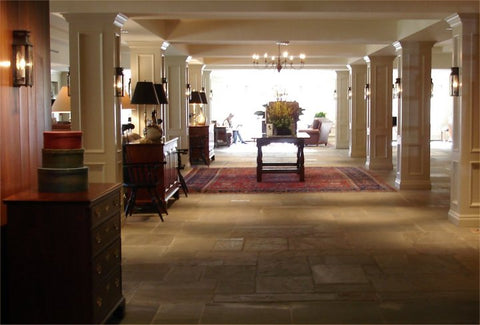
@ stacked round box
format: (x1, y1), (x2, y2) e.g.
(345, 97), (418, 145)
(38, 131), (88, 192)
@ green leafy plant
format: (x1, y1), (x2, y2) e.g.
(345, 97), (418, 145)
(314, 112), (326, 118)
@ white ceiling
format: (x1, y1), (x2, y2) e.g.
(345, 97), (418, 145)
(50, 0), (479, 71)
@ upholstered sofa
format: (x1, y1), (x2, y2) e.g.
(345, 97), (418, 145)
(299, 118), (332, 146)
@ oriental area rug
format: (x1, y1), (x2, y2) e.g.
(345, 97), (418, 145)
(184, 167), (395, 193)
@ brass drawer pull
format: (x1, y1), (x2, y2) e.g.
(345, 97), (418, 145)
(95, 233), (102, 244)
(96, 264), (102, 275)
(96, 297), (103, 308)
(115, 278), (120, 287)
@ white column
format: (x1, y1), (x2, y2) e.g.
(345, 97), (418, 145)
(165, 56), (189, 150)
(128, 41), (164, 135)
(64, 13), (126, 183)
(395, 41), (434, 190)
(446, 14), (480, 227)
(365, 55), (395, 170)
(348, 64), (367, 157)
(335, 70), (349, 149)
(203, 70), (212, 124)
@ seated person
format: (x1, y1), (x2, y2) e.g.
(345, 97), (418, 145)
(223, 113), (246, 144)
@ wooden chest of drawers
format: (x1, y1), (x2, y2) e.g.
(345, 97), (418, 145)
(3, 183), (124, 324)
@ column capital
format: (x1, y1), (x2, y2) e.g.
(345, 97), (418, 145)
(446, 13), (479, 30)
(63, 13), (127, 29)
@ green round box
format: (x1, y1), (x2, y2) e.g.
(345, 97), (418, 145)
(38, 167), (88, 193)
(42, 148), (84, 168)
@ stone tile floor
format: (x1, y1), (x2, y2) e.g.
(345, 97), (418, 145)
(115, 141), (479, 324)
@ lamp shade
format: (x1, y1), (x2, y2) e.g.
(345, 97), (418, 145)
(121, 93), (136, 109)
(154, 83), (168, 104)
(199, 90), (208, 104)
(189, 91), (202, 104)
(51, 86), (71, 112)
(131, 81), (159, 105)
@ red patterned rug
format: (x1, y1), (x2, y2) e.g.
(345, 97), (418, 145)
(184, 167), (395, 193)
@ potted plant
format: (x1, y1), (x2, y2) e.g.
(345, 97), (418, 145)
(314, 112), (326, 118)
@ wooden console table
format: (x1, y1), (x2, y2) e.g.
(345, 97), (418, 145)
(189, 125), (215, 165)
(256, 136), (306, 182)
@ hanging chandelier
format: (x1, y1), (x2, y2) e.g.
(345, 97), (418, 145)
(252, 41), (305, 72)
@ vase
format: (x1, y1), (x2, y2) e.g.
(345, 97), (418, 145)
(274, 127), (292, 136)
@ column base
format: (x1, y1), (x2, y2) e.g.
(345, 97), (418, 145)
(394, 178), (432, 190)
(365, 160), (393, 170)
(448, 209), (480, 227)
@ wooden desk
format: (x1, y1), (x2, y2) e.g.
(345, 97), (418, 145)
(123, 138), (181, 215)
(256, 136), (306, 182)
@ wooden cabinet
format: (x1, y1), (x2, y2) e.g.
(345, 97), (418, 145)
(4, 183), (124, 324)
(214, 126), (232, 147)
(123, 138), (181, 213)
(189, 125), (215, 165)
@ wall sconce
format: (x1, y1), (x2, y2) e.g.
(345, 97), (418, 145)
(394, 77), (402, 98)
(114, 67), (124, 97)
(364, 83), (370, 100)
(430, 78), (434, 98)
(13, 30), (33, 87)
(161, 77), (168, 98)
(348, 87), (352, 100)
(449, 67), (459, 96)
(66, 67), (71, 96)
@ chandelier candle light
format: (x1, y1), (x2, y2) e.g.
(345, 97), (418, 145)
(252, 41), (305, 72)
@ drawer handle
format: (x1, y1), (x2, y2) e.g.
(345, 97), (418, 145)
(115, 278), (120, 288)
(96, 264), (102, 275)
(114, 249), (120, 259)
(105, 225), (110, 233)
(95, 209), (101, 218)
(105, 205), (110, 213)
(113, 200), (119, 207)
(114, 223), (119, 231)
(96, 297), (103, 308)
(95, 233), (102, 244)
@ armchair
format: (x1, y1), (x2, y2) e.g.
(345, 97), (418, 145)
(299, 118), (332, 146)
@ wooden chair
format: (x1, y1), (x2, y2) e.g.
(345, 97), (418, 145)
(123, 162), (167, 221)
(175, 148), (189, 197)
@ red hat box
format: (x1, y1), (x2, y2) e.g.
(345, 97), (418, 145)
(44, 131), (82, 149)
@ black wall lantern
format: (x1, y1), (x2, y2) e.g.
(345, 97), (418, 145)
(13, 30), (33, 87)
(115, 67), (124, 97)
(449, 67), (459, 96)
(394, 77), (402, 98)
(364, 83), (370, 100)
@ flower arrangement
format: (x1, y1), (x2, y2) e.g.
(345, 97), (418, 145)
(265, 101), (304, 133)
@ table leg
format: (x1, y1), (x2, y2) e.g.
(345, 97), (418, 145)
(297, 142), (305, 182)
(256, 143), (263, 182)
